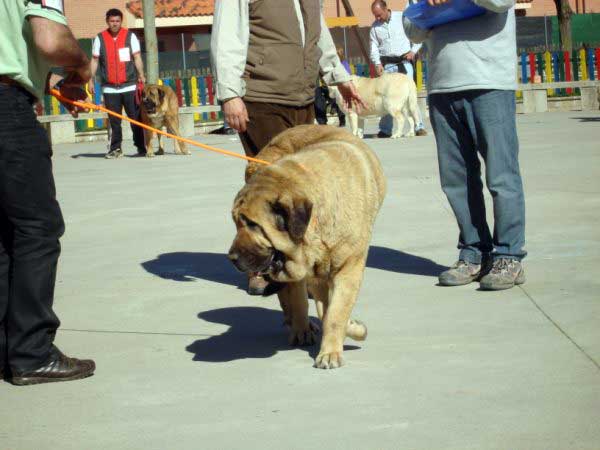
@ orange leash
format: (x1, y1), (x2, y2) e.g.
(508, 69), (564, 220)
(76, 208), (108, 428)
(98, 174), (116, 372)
(50, 89), (270, 166)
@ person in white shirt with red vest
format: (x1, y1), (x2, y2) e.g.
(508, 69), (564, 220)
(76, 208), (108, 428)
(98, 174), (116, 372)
(89, 8), (146, 159)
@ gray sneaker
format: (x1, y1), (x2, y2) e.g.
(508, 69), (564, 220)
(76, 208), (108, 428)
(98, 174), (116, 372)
(479, 258), (525, 291)
(105, 148), (123, 159)
(439, 260), (486, 286)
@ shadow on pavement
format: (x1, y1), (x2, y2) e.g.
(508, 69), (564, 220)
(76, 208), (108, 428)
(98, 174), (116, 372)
(141, 251), (243, 287)
(141, 246), (447, 287)
(71, 153), (106, 158)
(366, 245), (448, 277)
(185, 306), (359, 363)
(571, 116), (600, 122)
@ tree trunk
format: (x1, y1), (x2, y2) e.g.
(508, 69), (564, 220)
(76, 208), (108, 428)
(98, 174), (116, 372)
(554, 0), (573, 51)
(142, 0), (159, 83)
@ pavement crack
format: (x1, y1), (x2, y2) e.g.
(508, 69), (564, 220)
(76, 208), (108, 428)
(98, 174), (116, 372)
(61, 328), (213, 338)
(519, 286), (600, 372)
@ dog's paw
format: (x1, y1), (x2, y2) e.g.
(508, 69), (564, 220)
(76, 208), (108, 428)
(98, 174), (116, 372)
(145, 152), (155, 158)
(156, 148), (164, 156)
(403, 132), (415, 138)
(390, 133), (401, 139)
(314, 351), (344, 369)
(288, 321), (319, 346)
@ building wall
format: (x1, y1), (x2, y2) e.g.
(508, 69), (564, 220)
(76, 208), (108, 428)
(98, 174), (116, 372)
(65, 0), (132, 39)
(322, 0), (600, 25)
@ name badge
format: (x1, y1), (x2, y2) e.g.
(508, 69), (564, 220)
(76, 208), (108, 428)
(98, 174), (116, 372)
(119, 47), (131, 62)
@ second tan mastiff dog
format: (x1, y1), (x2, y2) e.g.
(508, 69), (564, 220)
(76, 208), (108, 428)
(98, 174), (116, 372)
(228, 125), (386, 369)
(140, 84), (190, 157)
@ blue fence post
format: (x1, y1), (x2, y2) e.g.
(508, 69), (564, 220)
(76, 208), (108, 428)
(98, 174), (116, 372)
(552, 52), (561, 95)
(94, 81), (103, 128)
(587, 48), (595, 81)
(520, 52), (528, 84)
(198, 76), (208, 122)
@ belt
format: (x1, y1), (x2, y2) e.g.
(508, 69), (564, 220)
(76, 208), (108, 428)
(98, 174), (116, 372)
(0, 75), (22, 87)
(0, 75), (36, 103)
(380, 54), (410, 65)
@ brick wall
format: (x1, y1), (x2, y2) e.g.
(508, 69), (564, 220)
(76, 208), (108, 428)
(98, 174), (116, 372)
(65, 0), (132, 39)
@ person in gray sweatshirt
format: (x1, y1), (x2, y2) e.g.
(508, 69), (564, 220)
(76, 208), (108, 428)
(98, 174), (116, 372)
(403, 0), (526, 290)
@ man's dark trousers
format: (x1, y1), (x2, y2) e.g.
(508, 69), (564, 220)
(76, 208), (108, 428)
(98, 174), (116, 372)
(103, 90), (145, 152)
(0, 85), (64, 374)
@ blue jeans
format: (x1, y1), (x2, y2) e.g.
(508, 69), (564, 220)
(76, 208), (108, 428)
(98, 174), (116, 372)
(429, 90), (526, 263)
(379, 62), (425, 135)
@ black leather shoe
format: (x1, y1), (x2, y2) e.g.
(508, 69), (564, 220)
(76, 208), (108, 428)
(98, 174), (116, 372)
(11, 346), (95, 386)
(377, 131), (392, 138)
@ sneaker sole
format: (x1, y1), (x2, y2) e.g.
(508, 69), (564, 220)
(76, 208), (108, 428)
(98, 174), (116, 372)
(438, 277), (477, 286)
(11, 370), (94, 386)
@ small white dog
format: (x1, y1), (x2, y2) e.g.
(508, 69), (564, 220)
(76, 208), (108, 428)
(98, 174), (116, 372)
(330, 73), (421, 139)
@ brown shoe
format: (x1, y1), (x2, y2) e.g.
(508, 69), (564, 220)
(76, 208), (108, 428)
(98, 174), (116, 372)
(415, 128), (428, 136)
(11, 346), (95, 386)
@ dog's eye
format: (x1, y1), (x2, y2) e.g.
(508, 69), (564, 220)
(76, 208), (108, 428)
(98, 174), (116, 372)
(241, 214), (259, 229)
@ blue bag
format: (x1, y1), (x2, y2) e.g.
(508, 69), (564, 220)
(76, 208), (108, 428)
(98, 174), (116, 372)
(404, 0), (486, 29)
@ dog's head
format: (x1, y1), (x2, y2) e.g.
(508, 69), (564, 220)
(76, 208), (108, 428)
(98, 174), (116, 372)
(142, 85), (166, 114)
(228, 181), (313, 283)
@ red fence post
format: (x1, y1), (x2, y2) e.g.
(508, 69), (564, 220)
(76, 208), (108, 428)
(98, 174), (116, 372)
(595, 48), (600, 80)
(564, 51), (572, 94)
(206, 75), (217, 121)
(175, 78), (184, 107)
(528, 53), (536, 82)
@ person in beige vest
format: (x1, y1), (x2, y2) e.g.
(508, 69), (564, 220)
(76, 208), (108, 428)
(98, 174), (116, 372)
(212, 0), (366, 296)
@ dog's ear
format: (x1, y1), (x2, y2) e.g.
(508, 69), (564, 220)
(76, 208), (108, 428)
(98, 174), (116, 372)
(158, 89), (165, 102)
(272, 195), (313, 243)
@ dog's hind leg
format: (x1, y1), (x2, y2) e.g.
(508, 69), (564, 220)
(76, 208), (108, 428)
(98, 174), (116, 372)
(278, 281), (318, 346)
(168, 117), (190, 155)
(390, 109), (406, 139)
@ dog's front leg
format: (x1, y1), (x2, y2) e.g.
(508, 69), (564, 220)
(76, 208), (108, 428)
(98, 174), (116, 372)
(278, 281), (318, 346)
(315, 256), (366, 369)
(349, 111), (360, 138)
(144, 129), (155, 157)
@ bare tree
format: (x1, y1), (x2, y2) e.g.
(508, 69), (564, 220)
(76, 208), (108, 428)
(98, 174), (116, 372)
(553, 0), (573, 51)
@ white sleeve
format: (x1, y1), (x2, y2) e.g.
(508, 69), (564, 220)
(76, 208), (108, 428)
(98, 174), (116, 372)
(369, 26), (381, 65)
(92, 36), (100, 57)
(130, 33), (141, 54)
(211, 0), (249, 101)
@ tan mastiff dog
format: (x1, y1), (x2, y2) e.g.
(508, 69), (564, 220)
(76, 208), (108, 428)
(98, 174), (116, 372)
(330, 73), (421, 139)
(140, 84), (190, 157)
(229, 125), (386, 369)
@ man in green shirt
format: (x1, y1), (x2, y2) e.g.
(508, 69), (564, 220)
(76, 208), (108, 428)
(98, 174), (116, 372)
(0, 0), (96, 385)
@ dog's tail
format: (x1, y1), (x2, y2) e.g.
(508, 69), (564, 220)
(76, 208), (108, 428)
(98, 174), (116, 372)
(346, 319), (368, 341)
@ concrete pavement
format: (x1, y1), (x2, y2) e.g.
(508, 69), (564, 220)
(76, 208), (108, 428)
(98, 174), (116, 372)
(1, 111), (599, 450)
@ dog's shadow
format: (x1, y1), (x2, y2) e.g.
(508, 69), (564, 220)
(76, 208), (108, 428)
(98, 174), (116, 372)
(185, 306), (359, 363)
(141, 245), (447, 288)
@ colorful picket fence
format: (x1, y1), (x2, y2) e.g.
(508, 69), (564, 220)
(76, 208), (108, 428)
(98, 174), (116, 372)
(517, 47), (600, 97)
(40, 48), (599, 132)
(41, 74), (224, 133)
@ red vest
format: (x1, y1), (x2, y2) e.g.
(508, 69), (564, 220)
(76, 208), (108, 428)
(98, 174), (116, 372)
(98, 28), (137, 86)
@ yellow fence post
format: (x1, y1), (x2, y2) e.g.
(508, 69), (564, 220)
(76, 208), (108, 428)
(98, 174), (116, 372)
(544, 50), (553, 96)
(579, 48), (588, 80)
(416, 59), (423, 91)
(190, 76), (200, 122)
